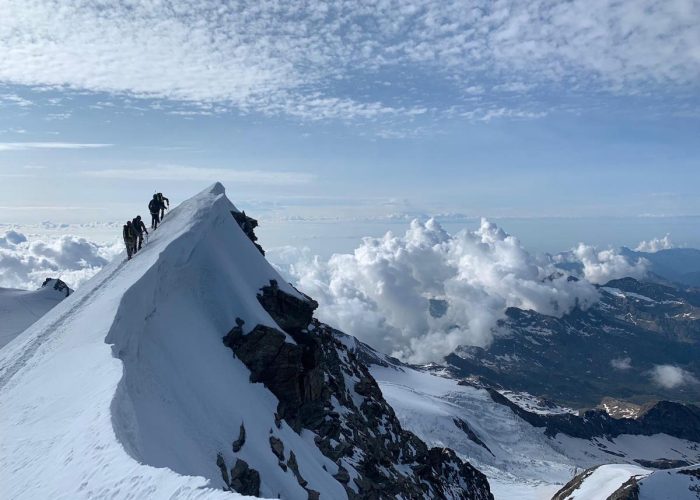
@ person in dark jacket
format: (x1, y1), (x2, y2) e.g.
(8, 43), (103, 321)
(123, 220), (137, 260)
(149, 195), (161, 230)
(131, 215), (149, 251)
(157, 192), (169, 220)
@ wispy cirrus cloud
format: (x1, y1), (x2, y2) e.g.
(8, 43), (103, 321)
(81, 165), (315, 186)
(0, 0), (697, 123)
(0, 142), (112, 151)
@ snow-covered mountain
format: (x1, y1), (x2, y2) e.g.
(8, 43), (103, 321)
(552, 463), (700, 499)
(339, 337), (700, 499)
(3, 183), (698, 500)
(0, 278), (71, 349)
(447, 277), (700, 408)
(0, 183), (492, 500)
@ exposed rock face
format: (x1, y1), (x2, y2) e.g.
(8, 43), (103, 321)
(554, 466), (642, 500)
(453, 418), (493, 456)
(231, 423), (245, 453)
(485, 388), (700, 442)
(554, 464), (700, 500)
(607, 477), (640, 500)
(551, 466), (599, 500)
(229, 458), (261, 496)
(223, 281), (493, 499)
(256, 279), (318, 333)
(230, 210), (265, 255)
(269, 435), (285, 461)
(634, 458), (690, 469)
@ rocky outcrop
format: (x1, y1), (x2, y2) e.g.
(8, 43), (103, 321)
(606, 476), (640, 500)
(551, 466), (598, 500)
(229, 459), (260, 496)
(223, 281), (493, 499)
(485, 388), (700, 442)
(554, 468), (641, 500)
(231, 423), (245, 452)
(634, 458), (690, 469)
(231, 210), (265, 255)
(453, 418), (493, 456)
(41, 278), (72, 297)
(256, 279), (318, 333)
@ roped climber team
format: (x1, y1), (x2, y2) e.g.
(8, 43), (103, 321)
(122, 192), (170, 260)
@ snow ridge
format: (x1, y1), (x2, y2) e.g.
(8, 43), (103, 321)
(0, 183), (302, 499)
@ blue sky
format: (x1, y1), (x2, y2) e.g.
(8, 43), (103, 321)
(0, 0), (699, 252)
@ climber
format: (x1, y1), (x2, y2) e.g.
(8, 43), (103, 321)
(122, 220), (137, 260)
(157, 192), (169, 220)
(148, 194), (161, 230)
(131, 215), (149, 252)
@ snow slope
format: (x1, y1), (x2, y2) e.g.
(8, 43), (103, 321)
(564, 464), (650, 499)
(0, 279), (69, 349)
(555, 463), (700, 500)
(368, 362), (700, 500)
(0, 183), (346, 499)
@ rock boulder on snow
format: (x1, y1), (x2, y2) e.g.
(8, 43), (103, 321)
(229, 458), (261, 496)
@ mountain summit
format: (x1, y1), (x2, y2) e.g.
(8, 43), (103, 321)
(0, 183), (492, 500)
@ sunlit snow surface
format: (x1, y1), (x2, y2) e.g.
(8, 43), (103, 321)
(370, 364), (700, 500)
(0, 183), (344, 499)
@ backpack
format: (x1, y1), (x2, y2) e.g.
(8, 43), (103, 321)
(123, 224), (133, 240)
(149, 199), (159, 213)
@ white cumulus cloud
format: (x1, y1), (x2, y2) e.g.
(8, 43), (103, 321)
(635, 234), (674, 253)
(611, 357), (632, 370)
(650, 364), (698, 389)
(568, 244), (649, 284)
(269, 218), (599, 363)
(0, 229), (122, 290)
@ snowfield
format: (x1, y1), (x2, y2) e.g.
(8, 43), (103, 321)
(369, 363), (700, 500)
(555, 463), (700, 500)
(0, 183), (344, 499)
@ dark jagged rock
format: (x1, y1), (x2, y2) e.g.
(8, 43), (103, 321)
(553, 466), (641, 500)
(269, 436), (285, 461)
(607, 476), (640, 500)
(551, 466), (598, 500)
(229, 458), (261, 497)
(334, 466), (350, 484)
(231, 210), (265, 255)
(287, 451), (308, 488)
(231, 423), (245, 453)
(224, 322), (325, 431)
(486, 388), (700, 442)
(223, 283), (493, 499)
(679, 467), (700, 479)
(215, 453), (230, 490)
(453, 418), (494, 455)
(257, 279), (318, 333)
